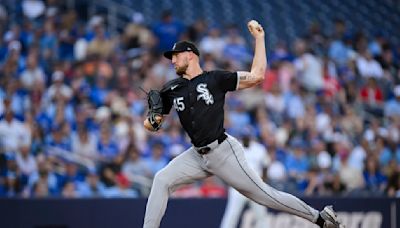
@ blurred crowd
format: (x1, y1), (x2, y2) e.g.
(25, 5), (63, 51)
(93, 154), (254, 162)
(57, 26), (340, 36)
(0, 1), (400, 199)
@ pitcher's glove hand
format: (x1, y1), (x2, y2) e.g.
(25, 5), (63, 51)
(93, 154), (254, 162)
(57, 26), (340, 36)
(147, 90), (163, 131)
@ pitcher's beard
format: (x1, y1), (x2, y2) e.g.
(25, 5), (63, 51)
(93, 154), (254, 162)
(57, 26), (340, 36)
(175, 65), (188, 76)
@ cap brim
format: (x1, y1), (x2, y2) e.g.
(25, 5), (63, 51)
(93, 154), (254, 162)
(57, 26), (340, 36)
(163, 50), (180, 59)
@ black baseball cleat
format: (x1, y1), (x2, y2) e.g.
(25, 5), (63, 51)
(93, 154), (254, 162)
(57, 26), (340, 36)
(319, 205), (345, 228)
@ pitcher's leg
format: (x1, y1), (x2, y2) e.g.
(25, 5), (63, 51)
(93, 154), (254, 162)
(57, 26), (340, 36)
(220, 187), (247, 228)
(212, 136), (319, 223)
(143, 148), (209, 228)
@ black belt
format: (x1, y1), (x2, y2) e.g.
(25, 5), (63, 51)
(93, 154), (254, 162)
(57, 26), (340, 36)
(196, 133), (227, 155)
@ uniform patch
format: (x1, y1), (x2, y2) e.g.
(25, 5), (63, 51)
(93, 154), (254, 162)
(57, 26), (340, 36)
(196, 83), (214, 105)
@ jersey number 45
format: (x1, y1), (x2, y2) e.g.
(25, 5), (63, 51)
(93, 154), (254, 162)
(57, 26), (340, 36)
(173, 97), (185, 111)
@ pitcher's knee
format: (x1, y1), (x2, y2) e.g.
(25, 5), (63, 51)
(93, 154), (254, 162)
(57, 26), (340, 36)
(153, 170), (172, 189)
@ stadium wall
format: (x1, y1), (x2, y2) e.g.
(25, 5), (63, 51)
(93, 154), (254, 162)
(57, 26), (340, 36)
(0, 197), (398, 228)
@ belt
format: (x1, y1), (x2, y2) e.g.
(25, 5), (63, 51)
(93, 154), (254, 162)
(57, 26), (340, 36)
(195, 133), (227, 155)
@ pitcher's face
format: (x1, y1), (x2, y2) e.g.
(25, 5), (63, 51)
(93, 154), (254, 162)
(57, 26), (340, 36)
(171, 52), (190, 76)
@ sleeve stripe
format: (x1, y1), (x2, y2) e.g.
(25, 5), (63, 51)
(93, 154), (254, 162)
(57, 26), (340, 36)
(235, 72), (240, 90)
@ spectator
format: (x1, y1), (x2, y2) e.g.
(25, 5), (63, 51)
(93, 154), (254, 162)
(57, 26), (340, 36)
(103, 173), (138, 198)
(285, 138), (309, 192)
(199, 26), (226, 58)
(185, 18), (207, 42)
(222, 25), (252, 68)
(264, 83), (285, 124)
(329, 27), (355, 68)
(40, 20), (58, 64)
(86, 25), (114, 59)
(368, 33), (386, 57)
(45, 71), (73, 103)
(30, 122), (44, 155)
(266, 145), (287, 191)
(324, 174), (346, 196)
(32, 180), (51, 197)
(262, 125), (287, 164)
(363, 156), (387, 195)
(97, 127), (119, 161)
(340, 105), (363, 139)
(19, 52), (46, 91)
(348, 138), (368, 171)
(284, 79), (305, 119)
(15, 143), (37, 179)
(3, 171), (24, 197)
(1, 155), (24, 197)
(122, 144), (151, 180)
(378, 45), (399, 82)
(262, 62), (279, 92)
(226, 99), (251, 136)
(322, 58), (340, 98)
(144, 143), (168, 177)
(122, 12), (155, 50)
(384, 85), (400, 118)
(315, 104), (333, 135)
(356, 49), (384, 79)
(29, 161), (59, 196)
(61, 181), (78, 198)
(152, 10), (185, 52)
(304, 168), (322, 196)
(164, 126), (190, 152)
(45, 125), (72, 152)
(376, 137), (397, 167)
(0, 108), (30, 154)
(90, 77), (110, 107)
(293, 39), (324, 92)
(57, 161), (85, 190)
(58, 10), (78, 60)
(305, 148), (332, 195)
(100, 166), (117, 188)
(335, 150), (365, 192)
(71, 125), (98, 160)
(3, 79), (30, 117)
(76, 171), (106, 197)
(359, 77), (384, 117)
(269, 41), (294, 63)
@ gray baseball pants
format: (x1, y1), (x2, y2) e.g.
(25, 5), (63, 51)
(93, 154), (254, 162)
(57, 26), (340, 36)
(143, 134), (319, 228)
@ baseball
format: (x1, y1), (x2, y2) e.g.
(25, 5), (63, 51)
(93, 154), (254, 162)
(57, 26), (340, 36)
(248, 20), (261, 30)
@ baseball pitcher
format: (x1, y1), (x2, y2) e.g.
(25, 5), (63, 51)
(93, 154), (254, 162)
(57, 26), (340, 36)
(143, 20), (343, 228)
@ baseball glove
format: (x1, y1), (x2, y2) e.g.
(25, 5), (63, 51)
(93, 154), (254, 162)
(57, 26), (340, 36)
(147, 90), (163, 131)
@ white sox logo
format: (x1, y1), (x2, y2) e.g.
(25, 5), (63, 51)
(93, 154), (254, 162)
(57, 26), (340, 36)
(196, 83), (214, 105)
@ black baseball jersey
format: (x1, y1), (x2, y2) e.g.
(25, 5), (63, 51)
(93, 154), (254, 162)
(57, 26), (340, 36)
(160, 70), (238, 147)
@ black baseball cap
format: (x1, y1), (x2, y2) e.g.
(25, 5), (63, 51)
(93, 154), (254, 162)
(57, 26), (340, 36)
(163, 41), (200, 59)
